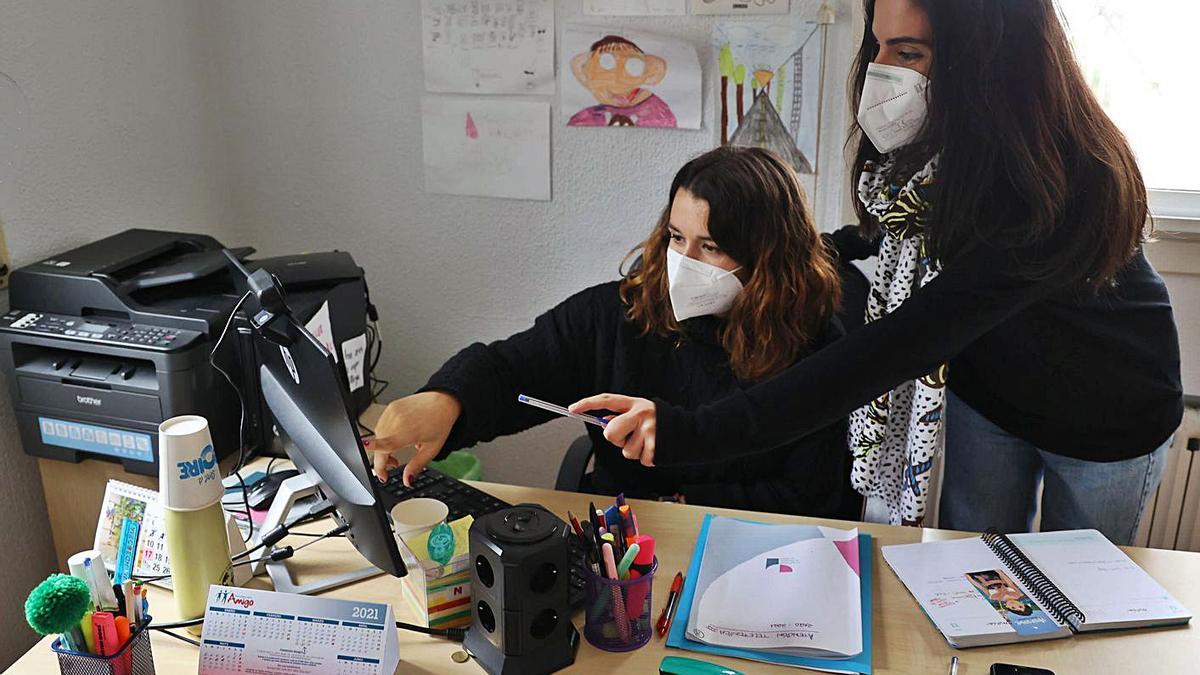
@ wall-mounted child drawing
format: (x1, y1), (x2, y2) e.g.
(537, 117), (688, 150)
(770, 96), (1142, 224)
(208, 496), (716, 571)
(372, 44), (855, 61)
(716, 21), (824, 173)
(562, 25), (701, 129)
(422, 96), (550, 201)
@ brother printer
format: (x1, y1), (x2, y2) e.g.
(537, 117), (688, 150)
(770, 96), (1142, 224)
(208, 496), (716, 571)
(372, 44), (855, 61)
(0, 229), (378, 476)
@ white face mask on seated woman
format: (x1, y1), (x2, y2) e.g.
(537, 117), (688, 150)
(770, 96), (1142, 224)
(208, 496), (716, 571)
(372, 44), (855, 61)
(665, 247), (744, 322)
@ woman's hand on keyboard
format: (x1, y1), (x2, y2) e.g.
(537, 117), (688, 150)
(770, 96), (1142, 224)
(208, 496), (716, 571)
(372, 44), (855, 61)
(367, 391), (462, 485)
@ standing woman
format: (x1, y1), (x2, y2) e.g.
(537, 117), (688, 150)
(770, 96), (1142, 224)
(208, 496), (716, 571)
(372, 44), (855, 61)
(573, 0), (1183, 544)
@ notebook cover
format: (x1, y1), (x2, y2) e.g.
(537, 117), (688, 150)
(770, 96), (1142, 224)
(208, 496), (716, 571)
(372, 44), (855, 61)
(667, 514), (873, 674)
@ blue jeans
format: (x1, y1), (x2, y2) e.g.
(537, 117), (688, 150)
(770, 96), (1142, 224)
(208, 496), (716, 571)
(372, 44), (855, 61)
(938, 389), (1170, 545)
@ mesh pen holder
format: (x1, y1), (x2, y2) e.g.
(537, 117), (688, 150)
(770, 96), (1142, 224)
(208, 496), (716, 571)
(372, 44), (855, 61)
(583, 557), (657, 652)
(50, 616), (155, 675)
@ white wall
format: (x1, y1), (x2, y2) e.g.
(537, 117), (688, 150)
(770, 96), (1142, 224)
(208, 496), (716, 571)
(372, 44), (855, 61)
(0, 0), (234, 666)
(198, 0), (858, 487)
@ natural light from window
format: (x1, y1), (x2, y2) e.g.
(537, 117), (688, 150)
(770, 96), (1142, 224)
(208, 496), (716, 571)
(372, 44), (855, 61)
(1057, 1), (1198, 194)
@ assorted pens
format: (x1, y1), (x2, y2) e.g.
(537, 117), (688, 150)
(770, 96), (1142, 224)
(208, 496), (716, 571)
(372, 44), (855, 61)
(568, 493), (655, 583)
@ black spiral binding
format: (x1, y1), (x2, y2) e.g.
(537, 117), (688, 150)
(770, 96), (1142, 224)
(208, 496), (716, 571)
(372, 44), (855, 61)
(981, 529), (1086, 632)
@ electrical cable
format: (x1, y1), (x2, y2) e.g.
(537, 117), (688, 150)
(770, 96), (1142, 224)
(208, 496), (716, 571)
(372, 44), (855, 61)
(228, 523), (350, 570)
(209, 290), (256, 543)
(158, 629), (201, 647)
(396, 621), (467, 642)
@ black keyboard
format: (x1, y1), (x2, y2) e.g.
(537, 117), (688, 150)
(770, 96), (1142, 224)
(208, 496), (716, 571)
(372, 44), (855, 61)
(379, 467), (588, 608)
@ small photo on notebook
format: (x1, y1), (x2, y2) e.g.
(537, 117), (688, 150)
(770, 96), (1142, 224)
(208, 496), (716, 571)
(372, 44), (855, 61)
(965, 570), (1059, 637)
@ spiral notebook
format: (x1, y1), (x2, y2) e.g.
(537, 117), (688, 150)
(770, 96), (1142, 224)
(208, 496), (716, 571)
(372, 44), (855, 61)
(883, 529), (1191, 648)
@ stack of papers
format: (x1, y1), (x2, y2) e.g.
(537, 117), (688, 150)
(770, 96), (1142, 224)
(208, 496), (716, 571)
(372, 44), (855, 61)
(668, 515), (873, 673)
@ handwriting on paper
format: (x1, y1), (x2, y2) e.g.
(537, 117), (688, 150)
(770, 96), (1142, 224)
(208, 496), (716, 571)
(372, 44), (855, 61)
(422, 0), (555, 94)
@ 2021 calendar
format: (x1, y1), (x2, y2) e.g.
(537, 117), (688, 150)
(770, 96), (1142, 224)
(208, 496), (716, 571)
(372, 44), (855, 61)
(199, 586), (399, 675)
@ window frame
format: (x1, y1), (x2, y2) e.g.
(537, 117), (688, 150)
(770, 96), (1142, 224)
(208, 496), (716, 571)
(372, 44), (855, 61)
(1149, 189), (1200, 236)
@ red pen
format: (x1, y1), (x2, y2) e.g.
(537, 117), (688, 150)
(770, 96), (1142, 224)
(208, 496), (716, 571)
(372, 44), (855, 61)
(567, 511), (584, 538)
(656, 572), (684, 637)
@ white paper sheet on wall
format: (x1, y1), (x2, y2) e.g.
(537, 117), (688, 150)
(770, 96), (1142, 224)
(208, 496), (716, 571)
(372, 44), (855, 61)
(692, 0), (791, 15)
(584, 0), (686, 15)
(561, 25), (702, 129)
(422, 96), (551, 200)
(304, 300), (338, 363)
(341, 332), (368, 393)
(422, 0), (555, 95)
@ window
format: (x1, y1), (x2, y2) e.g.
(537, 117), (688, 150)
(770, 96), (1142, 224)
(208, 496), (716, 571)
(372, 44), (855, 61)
(1058, 1), (1200, 230)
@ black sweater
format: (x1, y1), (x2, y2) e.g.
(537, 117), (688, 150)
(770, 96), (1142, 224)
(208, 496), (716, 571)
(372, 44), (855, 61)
(422, 281), (861, 519)
(655, 230), (1184, 469)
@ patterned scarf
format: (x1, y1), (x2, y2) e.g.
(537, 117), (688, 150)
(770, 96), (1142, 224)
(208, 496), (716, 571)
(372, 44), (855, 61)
(848, 153), (946, 526)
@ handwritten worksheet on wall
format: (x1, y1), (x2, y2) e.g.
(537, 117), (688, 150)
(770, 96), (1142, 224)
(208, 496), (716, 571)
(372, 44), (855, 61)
(422, 0), (555, 95)
(583, 0), (687, 15)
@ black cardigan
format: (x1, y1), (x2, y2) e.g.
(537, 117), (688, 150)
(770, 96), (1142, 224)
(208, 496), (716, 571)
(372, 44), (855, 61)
(422, 281), (861, 519)
(654, 228), (1184, 469)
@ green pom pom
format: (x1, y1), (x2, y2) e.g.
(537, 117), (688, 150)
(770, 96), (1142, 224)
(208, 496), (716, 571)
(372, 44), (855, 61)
(25, 574), (91, 636)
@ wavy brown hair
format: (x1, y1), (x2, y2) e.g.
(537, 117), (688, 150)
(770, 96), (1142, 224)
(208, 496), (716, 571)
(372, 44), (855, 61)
(849, 0), (1147, 288)
(620, 146), (841, 381)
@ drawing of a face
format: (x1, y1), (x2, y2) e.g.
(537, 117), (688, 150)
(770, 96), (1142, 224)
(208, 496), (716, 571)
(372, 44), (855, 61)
(571, 36), (667, 109)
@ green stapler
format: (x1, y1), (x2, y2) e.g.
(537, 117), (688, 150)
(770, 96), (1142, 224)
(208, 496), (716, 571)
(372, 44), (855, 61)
(659, 656), (745, 675)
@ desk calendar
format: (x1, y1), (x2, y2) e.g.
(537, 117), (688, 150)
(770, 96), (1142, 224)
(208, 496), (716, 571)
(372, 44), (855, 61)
(199, 586), (399, 675)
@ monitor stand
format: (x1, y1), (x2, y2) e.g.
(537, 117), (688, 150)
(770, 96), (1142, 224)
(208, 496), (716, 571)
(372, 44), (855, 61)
(248, 472), (385, 595)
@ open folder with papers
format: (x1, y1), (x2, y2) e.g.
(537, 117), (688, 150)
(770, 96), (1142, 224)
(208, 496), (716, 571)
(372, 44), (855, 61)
(667, 515), (873, 674)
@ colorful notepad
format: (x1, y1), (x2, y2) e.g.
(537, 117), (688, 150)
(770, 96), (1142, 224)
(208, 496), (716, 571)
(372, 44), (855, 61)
(667, 514), (873, 674)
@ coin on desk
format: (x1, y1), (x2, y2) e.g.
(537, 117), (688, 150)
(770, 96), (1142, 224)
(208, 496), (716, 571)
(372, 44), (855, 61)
(452, 650), (470, 664)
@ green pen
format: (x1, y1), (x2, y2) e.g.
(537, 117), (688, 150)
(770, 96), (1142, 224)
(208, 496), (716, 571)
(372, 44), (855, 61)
(616, 543), (640, 579)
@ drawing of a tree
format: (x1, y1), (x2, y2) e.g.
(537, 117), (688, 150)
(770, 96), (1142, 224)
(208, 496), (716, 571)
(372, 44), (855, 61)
(775, 65), (786, 112)
(719, 43), (734, 144)
(734, 63), (747, 124)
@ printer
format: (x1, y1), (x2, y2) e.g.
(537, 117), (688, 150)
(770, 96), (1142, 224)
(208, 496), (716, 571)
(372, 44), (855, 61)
(0, 229), (377, 476)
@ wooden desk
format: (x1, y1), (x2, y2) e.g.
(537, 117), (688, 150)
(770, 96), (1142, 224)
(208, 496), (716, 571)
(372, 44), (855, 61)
(10, 472), (1199, 674)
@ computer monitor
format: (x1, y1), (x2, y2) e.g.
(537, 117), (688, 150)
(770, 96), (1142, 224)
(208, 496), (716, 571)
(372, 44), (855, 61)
(254, 310), (407, 578)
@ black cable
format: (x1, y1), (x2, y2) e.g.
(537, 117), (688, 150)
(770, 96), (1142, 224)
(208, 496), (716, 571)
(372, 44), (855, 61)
(158, 628), (201, 647)
(149, 617), (204, 630)
(230, 498), (337, 562)
(229, 523), (350, 570)
(209, 290), (256, 543)
(133, 574), (171, 583)
(396, 621), (467, 642)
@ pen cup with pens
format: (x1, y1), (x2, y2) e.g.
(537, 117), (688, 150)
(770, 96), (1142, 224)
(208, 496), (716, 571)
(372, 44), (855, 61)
(26, 552), (157, 675)
(50, 615), (156, 675)
(584, 554), (658, 651)
(570, 495), (659, 652)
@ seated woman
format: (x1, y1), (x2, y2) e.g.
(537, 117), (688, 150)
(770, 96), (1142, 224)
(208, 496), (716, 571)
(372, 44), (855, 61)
(367, 146), (861, 518)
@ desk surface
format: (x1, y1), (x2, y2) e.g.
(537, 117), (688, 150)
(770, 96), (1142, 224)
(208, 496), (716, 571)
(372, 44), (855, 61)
(11, 471), (1200, 674)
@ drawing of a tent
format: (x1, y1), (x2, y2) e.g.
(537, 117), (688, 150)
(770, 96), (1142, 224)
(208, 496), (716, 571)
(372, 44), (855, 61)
(718, 23), (822, 174)
(729, 91), (813, 174)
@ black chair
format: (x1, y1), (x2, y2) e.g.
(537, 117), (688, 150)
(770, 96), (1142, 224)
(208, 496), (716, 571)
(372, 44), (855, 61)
(555, 434), (595, 493)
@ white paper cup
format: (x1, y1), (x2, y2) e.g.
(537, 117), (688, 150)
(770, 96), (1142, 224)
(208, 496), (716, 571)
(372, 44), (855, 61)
(158, 415), (223, 511)
(391, 498), (449, 544)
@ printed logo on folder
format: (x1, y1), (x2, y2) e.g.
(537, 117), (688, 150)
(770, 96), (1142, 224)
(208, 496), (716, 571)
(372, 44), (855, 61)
(764, 558), (794, 574)
(965, 570), (1059, 636)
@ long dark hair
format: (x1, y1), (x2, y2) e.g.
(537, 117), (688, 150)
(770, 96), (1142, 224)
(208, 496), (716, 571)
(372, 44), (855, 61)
(620, 147), (841, 381)
(850, 0), (1147, 288)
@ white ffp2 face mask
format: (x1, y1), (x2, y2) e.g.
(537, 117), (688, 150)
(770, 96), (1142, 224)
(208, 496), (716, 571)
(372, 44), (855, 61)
(856, 62), (930, 154)
(666, 248), (743, 322)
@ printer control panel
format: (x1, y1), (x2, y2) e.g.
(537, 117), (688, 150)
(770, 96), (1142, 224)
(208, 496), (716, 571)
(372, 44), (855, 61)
(1, 310), (199, 350)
